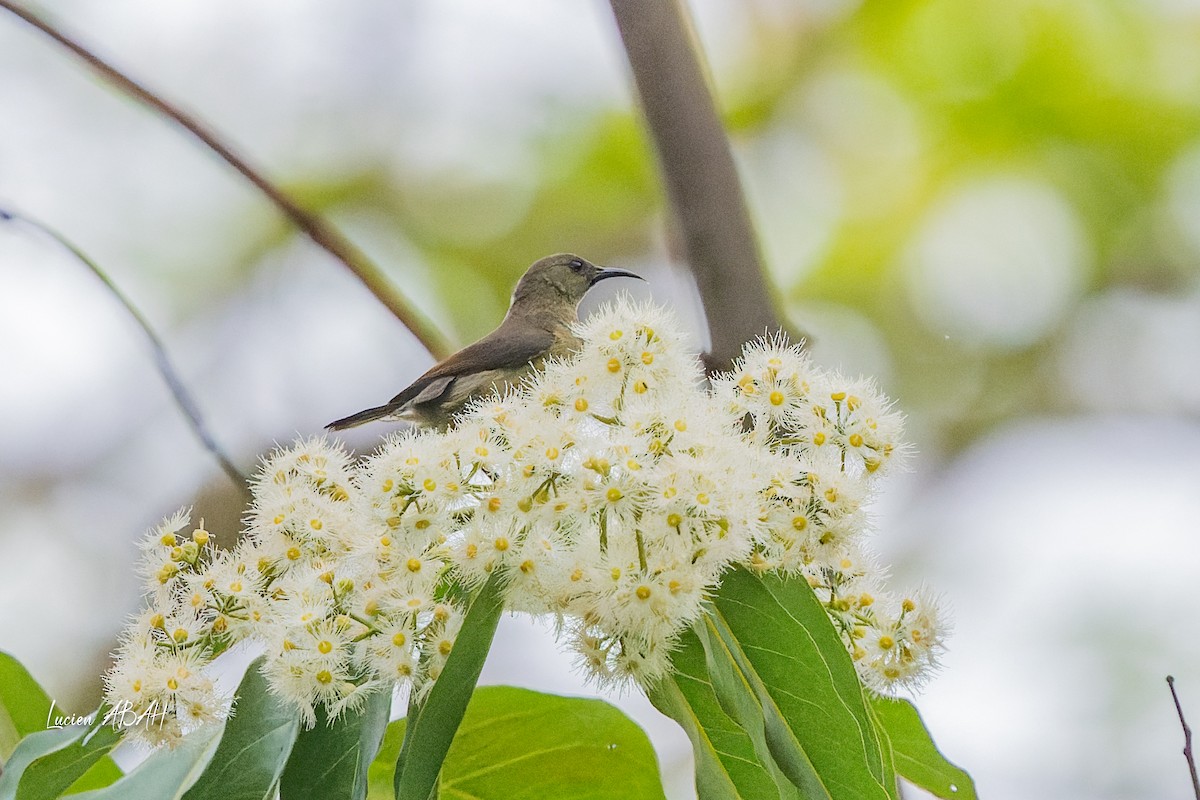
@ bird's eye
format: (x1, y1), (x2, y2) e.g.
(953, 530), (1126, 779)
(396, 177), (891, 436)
(569, 259), (584, 272)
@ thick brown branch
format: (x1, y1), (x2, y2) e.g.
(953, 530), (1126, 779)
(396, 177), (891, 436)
(0, 0), (451, 360)
(608, 0), (783, 370)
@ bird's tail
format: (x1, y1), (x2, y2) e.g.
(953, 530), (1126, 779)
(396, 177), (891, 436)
(326, 404), (395, 431)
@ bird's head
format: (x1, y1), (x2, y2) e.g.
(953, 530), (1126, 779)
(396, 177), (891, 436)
(510, 253), (642, 309)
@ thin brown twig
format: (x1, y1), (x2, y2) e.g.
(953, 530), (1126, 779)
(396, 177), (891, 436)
(0, 0), (452, 361)
(607, 0), (784, 371)
(1168, 676), (1200, 800)
(1, 207), (249, 494)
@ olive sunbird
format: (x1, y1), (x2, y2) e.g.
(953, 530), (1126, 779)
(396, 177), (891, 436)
(326, 253), (643, 430)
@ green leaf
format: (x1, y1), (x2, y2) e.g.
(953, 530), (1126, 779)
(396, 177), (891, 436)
(441, 686), (664, 800)
(0, 652), (121, 794)
(646, 628), (795, 800)
(59, 751), (123, 793)
(0, 652), (55, 762)
(706, 568), (895, 800)
(393, 571), (507, 800)
(868, 697), (975, 800)
(366, 719), (405, 800)
(279, 688), (391, 800)
(695, 621), (819, 799)
(66, 726), (221, 800)
(1, 716), (121, 800)
(868, 703), (898, 800)
(0, 726), (87, 800)
(180, 657), (300, 800)
(373, 687), (664, 800)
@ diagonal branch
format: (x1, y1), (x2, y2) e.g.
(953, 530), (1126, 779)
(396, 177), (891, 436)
(2, 207), (249, 494)
(607, 0), (783, 370)
(1168, 676), (1200, 800)
(0, 0), (452, 360)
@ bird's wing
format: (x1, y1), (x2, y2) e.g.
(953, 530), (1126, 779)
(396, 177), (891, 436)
(407, 374), (456, 406)
(327, 323), (560, 430)
(384, 324), (557, 409)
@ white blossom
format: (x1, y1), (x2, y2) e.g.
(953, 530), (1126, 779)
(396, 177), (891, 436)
(106, 297), (944, 745)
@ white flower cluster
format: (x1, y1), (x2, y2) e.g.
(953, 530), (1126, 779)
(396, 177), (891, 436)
(106, 441), (466, 746)
(105, 298), (943, 746)
(445, 303), (758, 685)
(103, 511), (231, 746)
(711, 336), (940, 689)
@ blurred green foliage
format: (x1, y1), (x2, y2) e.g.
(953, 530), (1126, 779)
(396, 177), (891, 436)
(262, 0), (1200, 447)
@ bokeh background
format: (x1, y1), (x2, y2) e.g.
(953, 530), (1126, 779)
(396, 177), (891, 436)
(3, 0), (1200, 797)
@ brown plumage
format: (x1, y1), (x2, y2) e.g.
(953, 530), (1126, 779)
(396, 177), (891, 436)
(327, 253), (642, 430)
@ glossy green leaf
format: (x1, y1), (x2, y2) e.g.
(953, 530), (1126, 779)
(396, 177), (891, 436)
(67, 727), (220, 800)
(707, 568), (895, 800)
(441, 686), (664, 800)
(647, 626), (798, 800)
(0, 652), (121, 794)
(868, 697), (975, 800)
(180, 658), (300, 800)
(1, 716), (121, 800)
(60, 750), (124, 792)
(365, 718), (405, 800)
(0, 651), (54, 762)
(393, 571), (506, 800)
(279, 687), (391, 800)
(1, 726), (85, 800)
(373, 687), (664, 800)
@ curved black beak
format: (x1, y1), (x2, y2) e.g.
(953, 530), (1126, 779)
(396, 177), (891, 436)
(590, 267), (644, 286)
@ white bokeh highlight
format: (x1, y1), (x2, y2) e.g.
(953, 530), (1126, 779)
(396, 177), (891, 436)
(903, 177), (1090, 348)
